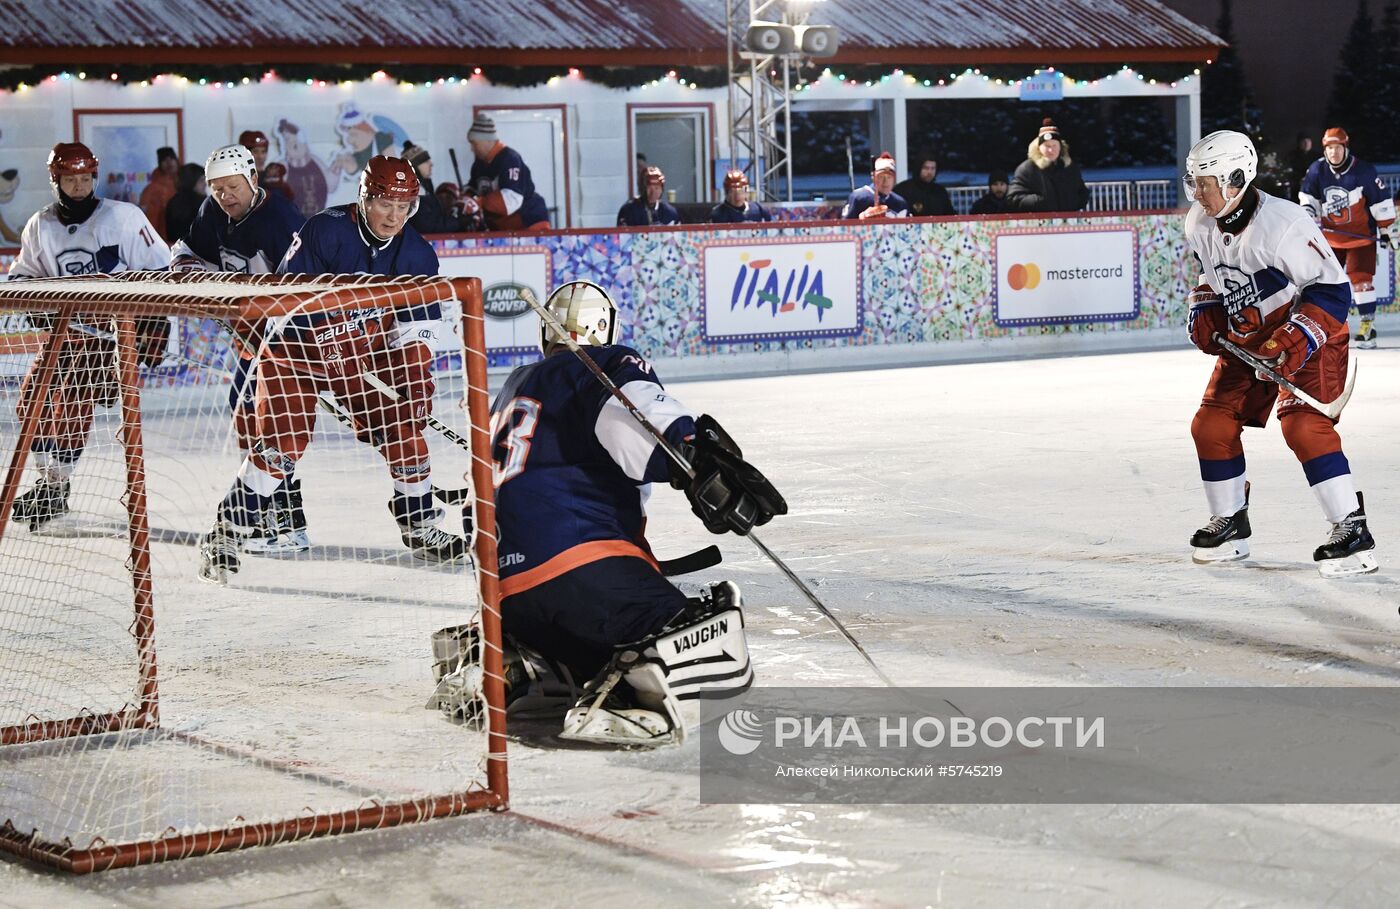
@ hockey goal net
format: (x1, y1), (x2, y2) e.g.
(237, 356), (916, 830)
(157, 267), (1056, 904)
(0, 271), (505, 873)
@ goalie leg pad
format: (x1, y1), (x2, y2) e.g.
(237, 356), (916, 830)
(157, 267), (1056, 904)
(426, 624), (578, 726)
(560, 582), (753, 748)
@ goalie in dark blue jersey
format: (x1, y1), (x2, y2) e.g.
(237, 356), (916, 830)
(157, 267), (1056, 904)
(428, 281), (786, 746)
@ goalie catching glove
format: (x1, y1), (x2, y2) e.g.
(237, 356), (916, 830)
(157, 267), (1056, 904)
(669, 414), (787, 535)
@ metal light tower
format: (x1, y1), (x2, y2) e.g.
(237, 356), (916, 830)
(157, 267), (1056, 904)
(726, 1), (817, 204)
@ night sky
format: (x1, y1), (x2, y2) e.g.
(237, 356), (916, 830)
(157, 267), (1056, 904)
(1160, 0), (1372, 148)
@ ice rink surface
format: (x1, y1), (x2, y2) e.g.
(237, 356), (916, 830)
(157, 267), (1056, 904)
(5, 337), (1400, 908)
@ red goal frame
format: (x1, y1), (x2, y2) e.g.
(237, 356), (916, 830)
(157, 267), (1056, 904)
(0, 272), (507, 873)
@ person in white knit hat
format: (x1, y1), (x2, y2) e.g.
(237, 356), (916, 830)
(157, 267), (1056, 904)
(465, 112), (551, 231)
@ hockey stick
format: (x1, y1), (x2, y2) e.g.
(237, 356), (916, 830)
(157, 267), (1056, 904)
(1215, 333), (1358, 420)
(1320, 225), (1386, 243)
(448, 148), (465, 189)
(519, 287), (908, 691)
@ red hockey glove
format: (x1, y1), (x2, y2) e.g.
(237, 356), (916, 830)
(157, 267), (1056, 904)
(1258, 304), (1335, 378)
(1186, 285), (1227, 356)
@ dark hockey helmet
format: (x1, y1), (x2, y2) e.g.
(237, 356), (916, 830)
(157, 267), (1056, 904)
(238, 129), (270, 151)
(359, 154), (420, 218)
(723, 169), (748, 191)
(48, 142), (99, 182)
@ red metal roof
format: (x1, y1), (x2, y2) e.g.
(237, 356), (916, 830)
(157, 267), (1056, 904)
(0, 0), (1220, 66)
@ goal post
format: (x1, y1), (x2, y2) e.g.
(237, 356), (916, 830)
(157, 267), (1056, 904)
(0, 271), (507, 873)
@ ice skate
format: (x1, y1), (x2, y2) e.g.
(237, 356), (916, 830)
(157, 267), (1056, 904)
(244, 480), (310, 555)
(1314, 493), (1378, 578)
(11, 477), (70, 532)
(1191, 485), (1251, 564)
(197, 521), (242, 585)
(1353, 318), (1377, 349)
(560, 664), (681, 748)
(390, 501), (468, 563)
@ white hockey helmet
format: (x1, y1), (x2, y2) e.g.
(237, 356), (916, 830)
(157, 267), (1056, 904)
(205, 144), (259, 190)
(1183, 130), (1257, 216)
(539, 280), (618, 354)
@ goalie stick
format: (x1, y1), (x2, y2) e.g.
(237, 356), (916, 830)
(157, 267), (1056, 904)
(1215, 333), (1357, 420)
(519, 287), (909, 692)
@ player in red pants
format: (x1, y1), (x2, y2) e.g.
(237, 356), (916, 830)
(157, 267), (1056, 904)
(198, 156), (465, 582)
(1182, 130), (1376, 577)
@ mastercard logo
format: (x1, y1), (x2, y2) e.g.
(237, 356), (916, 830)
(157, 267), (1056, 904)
(1006, 262), (1041, 290)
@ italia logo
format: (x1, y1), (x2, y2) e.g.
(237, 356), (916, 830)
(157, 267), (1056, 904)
(1006, 262), (1041, 290)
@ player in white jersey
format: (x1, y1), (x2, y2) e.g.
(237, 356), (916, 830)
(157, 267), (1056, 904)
(9, 142), (172, 531)
(1182, 130), (1376, 577)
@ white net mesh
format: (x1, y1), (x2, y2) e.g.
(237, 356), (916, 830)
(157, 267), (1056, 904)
(0, 273), (504, 871)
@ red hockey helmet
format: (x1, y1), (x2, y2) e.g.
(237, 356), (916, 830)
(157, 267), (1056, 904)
(723, 169), (749, 191)
(48, 142), (99, 182)
(358, 154), (420, 218)
(644, 165), (666, 186)
(238, 130), (270, 151)
(1322, 127), (1349, 147)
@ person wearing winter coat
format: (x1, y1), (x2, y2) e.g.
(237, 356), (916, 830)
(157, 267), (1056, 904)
(1006, 119), (1090, 214)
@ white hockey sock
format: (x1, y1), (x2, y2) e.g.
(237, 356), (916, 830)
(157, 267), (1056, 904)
(1203, 474), (1247, 517)
(1310, 474), (1360, 524)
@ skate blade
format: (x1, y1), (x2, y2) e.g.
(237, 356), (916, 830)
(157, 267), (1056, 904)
(244, 531), (311, 555)
(197, 565), (230, 586)
(1317, 549), (1378, 578)
(1192, 540), (1250, 564)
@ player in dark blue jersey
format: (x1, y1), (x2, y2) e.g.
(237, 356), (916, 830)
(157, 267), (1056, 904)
(709, 170), (772, 224)
(173, 145), (305, 275)
(198, 156), (466, 583)
(617, 166), (680, 227)
(426, 281), (786, 746)
(465, 113), (550, 231)
(841, 152), (908, 220)
(173, 144), (310, 554)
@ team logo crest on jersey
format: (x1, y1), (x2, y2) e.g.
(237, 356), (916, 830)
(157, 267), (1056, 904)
(219, 248), (255, 274)
(1322, 186), (1353, 220)
(55, 249), (98, 276)
(1214, 264), (1265, 336)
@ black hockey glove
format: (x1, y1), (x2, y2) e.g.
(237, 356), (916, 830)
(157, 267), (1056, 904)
(670, 414), (787, 536)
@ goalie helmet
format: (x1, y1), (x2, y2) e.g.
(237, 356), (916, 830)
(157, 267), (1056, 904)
(47, 142), (99, 187)
(539, 280), (617, 354)
(1183, 130), (1257, 217)
(359, 154), (420, 219)
(206, 144), (259, 189)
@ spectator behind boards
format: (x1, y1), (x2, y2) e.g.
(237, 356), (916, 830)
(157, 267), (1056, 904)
(710, 170), (772, 223)
(893, 152), (953, 217)
(401, 143), (460, 234)
(1006, 118), (1089, 214)
(241, 130), (294, 204)
(138, 146), (179, 240)
(466, 113), (551, 231)
(970, 171), (1011, 215)
(618, 166), (680, 226)
(164, 162), (206, 244)
(841, 152), (908, 220)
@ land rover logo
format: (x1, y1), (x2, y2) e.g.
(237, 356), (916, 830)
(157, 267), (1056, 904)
(483, 283), (533, 320)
